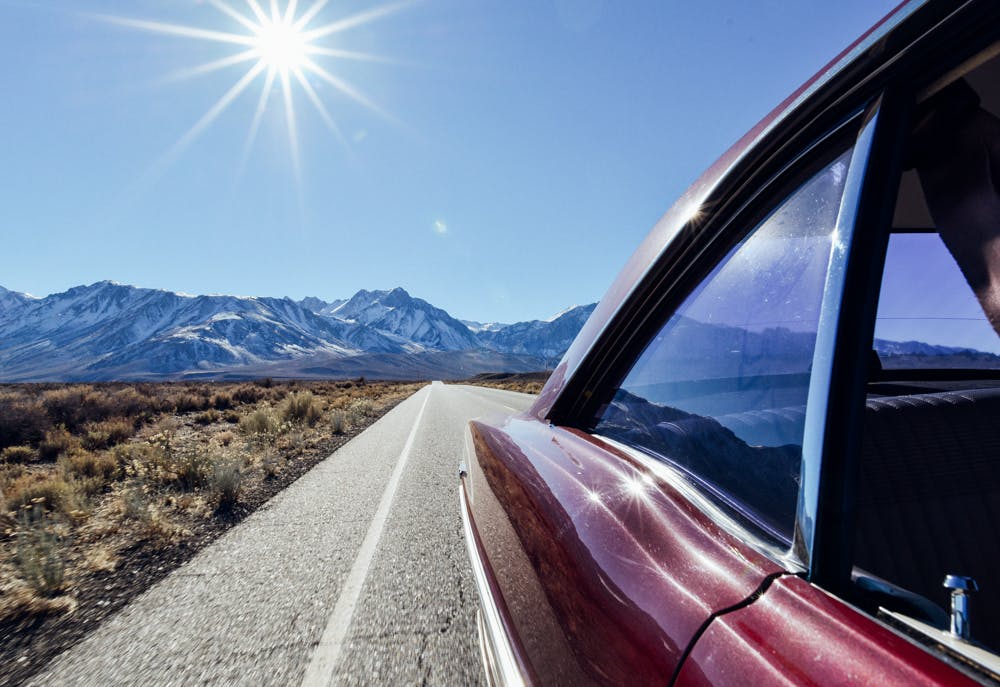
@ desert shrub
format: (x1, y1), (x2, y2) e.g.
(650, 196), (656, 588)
(209, 457), (242, 511)
(14, 506), (66, 597)
(285, 429), (304, 447)
(116, 432), (210, 492)
(39, 387), (89, 430)
(115, 442), (172, 486)
(1, 445), (37, 464)
(346, 398), (375, 426)
(239, 407), (280, 438)
(216, 430), (235, 446)
(261, 449), (282, 478)
(174, 451), (209, 490)
(330, 410), (346, 435)
(348, 397), (375, 416)
(3, 472), (83, 515)
(121, 482), (151, 523)
(223, 410), (241, 424)
(0, 397), (51, 450)
(280, 391), (322, 426)
(173, 393), (208, 413)
(256, 377), (274, 388)
(81, 417), (134, 450)
(232, 384), (264, 404)
(107, 387), (157, 419)
(43, 388), (136, 430)
(195, 409), (221, 426)
(60, 449), (119, 482)
(78, 389), (115, 425)
(210, 392), (234, 410)
(37, 427), (76, 462)
(0, 462), (27, 486)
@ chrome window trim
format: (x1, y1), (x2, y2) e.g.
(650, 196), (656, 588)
(793, 106), (882, 571)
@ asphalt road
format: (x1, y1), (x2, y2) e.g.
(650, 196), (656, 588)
(29, 382), (535, 687)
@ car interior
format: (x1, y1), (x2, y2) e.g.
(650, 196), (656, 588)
(851, 43), (1000, 671)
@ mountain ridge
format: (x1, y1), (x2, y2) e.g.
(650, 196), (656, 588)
(0, 282), (596, 382)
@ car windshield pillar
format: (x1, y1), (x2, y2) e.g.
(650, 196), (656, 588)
(794, 107), (880, 571)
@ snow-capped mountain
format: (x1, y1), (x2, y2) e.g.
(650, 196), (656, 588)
(476, 304), (598, 364)
(0, 282), (597, 381)
(0, 282), (404, 381)
(319, 288), (482, 351)
(0, 285), (35, 318)
(8, 281), (992, 383)
(461, 319), (509, 334)
(297, 296), (347, 318)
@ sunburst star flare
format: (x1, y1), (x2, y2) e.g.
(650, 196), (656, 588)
(99, 0), (413, 184)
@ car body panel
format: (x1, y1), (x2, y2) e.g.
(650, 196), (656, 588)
(466, 416), (782, 683)
(675, 575), (980, 686)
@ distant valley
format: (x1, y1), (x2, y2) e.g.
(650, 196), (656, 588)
(0, 283), (596, 382)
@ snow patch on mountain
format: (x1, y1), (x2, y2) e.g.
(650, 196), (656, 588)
(323, 288), (481, 351)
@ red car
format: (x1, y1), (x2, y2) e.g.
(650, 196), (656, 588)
(460, 1), (1000, 684)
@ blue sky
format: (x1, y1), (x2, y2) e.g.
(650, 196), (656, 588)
(0, 0), (900, 323)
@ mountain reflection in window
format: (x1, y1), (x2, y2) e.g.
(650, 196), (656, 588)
(595, 149), (853, 540)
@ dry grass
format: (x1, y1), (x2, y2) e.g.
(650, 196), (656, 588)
(13, 506), (68, 597)
(0, 379), (421, 625)
(330, 410), (347, 435)
(38, 427), (76, 462)
(1, 445), (36, 464)
(239, 407), (282, 440)
(3, 472), (86, 516)
(453, 372), (550, 395)
(209, 457), (242, 512)
(280, 391), (323, 426)
(80, 417), (134, 451)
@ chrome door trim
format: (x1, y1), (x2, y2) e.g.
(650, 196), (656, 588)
(459, 477), (533, 687)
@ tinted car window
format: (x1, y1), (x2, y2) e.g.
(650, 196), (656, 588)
(594, 149), (853, 539)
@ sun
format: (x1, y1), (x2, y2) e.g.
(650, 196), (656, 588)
(253, 18), (310, 73)
(101, 0), (412, 182)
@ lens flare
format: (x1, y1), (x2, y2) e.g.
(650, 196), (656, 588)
(101, 0), (414, 183)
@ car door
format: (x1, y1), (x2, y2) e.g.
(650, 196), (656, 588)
(464, 114), (883, 684)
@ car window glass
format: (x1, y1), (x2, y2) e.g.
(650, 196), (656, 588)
(593, 149), (853, 540)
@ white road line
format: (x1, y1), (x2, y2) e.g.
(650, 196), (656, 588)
(300, 388), (432, 687)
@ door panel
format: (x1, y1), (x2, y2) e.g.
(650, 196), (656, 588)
(674, 575), (977, 686)
(466, 417), (783, 684)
